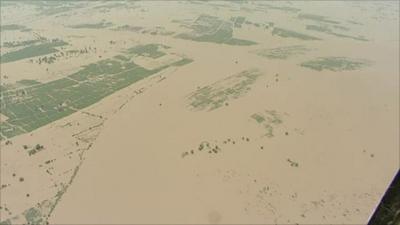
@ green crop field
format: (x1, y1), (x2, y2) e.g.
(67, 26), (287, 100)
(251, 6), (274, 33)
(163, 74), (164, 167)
(300, 57), (370, 71)
(2, 40), (41, 48)
(126, 44), (168, 58)
(298, 13), (341, 24)
(271, 27), (321, 40)
(0, 24), (27, 31)
(253, 45), (310, 59)
(0, 44), (193, 139)
(175, 14), (257, 46)
(306, 25), (368, 41)
(1, 40), (68, 64)
(69, 21), (113, 29)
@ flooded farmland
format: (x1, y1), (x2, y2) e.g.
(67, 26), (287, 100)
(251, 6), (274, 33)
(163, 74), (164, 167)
(0, 1), (399, 224)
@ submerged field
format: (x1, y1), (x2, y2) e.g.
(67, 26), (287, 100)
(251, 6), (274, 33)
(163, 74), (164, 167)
(175, 14), (257, 45)
(187, 69), (263, 111)
(0, 1), (398, 225)
(300, 57), (371, 71)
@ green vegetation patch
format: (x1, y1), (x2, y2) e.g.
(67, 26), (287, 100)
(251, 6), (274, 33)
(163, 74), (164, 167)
(266, 5), (301, 13)
(23, 0), (84, 16)
(251, 113), (265, 123)
(0, 24), (26, 31)
(23, 207), (44, 224)
(306, 24), (368, 41)
(126, 44), (167, 59)
(306, 24), (330, 33)
(1, 40), (67, 64)
(271, 27), (321, 40)
(2, 40), (41, 48)
(251, 110), (283, 137)
(16, 79), (42, 87)
(330, 32), (368, 41)
(93, 2), (126, 9)
(175, 14), (257, 46)
(187, 69), (262, 111)
(10, 198), (57, 225)
(113, 55), (130, 61)
(347, 20), (363, 25)
(40, 5), (77, 16)
(253, 45), (310, 59)
(298, 13), (340, 24)
(300, 57), (370, 71)
(69, 21), (113, 29)
(170, 58), (194, 67)
(0, 44), (192, 138)
(141, 27), (175, 36)
(332, 25), (350, 31)
(112, 25), (144, 32)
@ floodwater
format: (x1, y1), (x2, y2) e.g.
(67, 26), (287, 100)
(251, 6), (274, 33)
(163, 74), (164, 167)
(0, 1), (398, 224)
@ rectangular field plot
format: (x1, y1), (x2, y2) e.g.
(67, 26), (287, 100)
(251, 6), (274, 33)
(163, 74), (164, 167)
(175, 14), (257, 46)
(0, 40), (68, 64)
